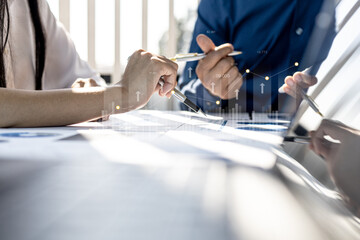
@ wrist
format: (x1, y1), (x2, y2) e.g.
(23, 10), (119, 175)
(104, 86), (134, 115)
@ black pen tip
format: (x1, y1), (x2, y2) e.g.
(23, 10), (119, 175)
(198, 109), (207, 117)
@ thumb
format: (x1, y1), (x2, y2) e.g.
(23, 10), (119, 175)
(196, 34), (216, 54)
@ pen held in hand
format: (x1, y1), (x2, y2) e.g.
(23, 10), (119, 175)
(283, 136), (311, 144)
(278, 86), (324, 117)
(158, 79), (206, 117)
(170, 51), (242, 62)
(300, 89), (324, 117)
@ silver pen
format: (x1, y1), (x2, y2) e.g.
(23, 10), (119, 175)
(170, 51), (242, 62)
(159, 80), (206, 117)
(162, 51), (242, 115)
(300, 89), (324, 117)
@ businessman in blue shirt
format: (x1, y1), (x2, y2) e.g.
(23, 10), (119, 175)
(179, 0), (335, 113)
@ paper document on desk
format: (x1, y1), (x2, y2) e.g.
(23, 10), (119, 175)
(0, 129), (77, 143)
(74, 111), (285, 170)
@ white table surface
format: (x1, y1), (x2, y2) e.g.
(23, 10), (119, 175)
(0, 111), (359, 240)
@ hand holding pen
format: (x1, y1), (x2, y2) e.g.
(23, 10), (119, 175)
(170, 51), (242, 62)
(191, 34), (244, 100)
(122, 49), (177, 109)
(157, 35), (243, 116)
(279, 72), (324, 117)
(310, 119), (360, 213)
(164, 49), (242, 116)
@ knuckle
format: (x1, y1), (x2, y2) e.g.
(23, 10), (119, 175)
(285, 76), (293, 82)
(224, 43), (233, 50)
(130, 49), (144, 60)
(223, 58), (232, 66)
(142, 51), (153, 58)
(285, 77), (294, 85)
(135, 49), (145, 55)
(230, 66), (238, 74)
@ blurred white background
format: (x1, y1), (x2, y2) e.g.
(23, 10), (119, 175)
(47, 0), (199, 110)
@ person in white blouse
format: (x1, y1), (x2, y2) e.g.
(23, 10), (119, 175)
(0, 0), (177, 128)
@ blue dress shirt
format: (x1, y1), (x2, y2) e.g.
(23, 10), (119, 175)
(179, 0), (335, 113)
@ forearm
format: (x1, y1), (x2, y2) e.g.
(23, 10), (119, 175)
(0, 86), (128, 128)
